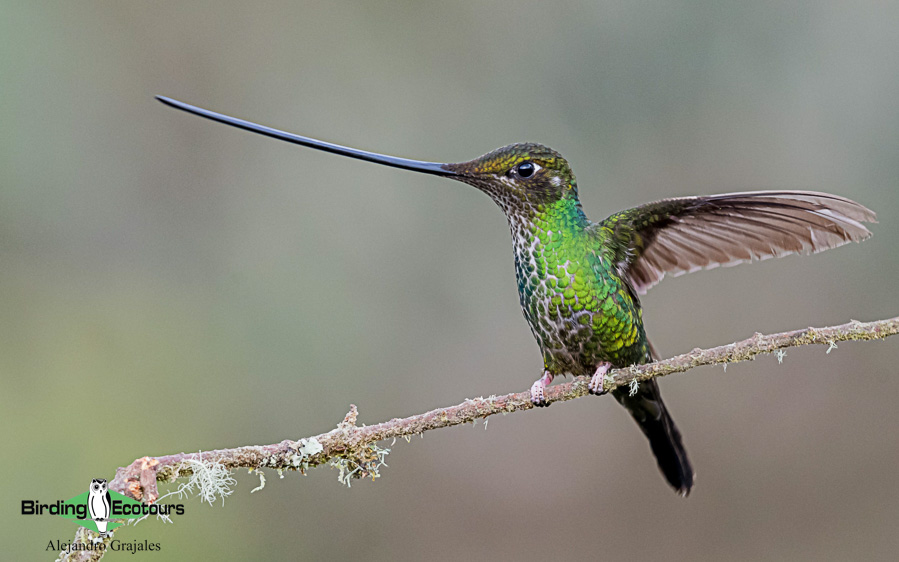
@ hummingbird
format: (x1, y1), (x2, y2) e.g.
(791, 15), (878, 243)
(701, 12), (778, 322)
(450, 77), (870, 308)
(157, 96), (876, 495)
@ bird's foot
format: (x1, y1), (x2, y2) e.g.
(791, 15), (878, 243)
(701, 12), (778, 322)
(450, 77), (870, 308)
(588, 362), (612, 395)
(530, 371), (554, 407)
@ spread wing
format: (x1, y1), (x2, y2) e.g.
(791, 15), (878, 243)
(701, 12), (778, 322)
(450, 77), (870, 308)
(596, 191), (876, 295)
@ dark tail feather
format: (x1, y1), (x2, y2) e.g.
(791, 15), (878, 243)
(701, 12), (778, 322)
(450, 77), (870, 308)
(613, 379), (694, 496)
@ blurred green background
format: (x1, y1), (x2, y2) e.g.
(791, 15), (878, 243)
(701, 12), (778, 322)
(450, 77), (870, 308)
(3, 1), (898, 560)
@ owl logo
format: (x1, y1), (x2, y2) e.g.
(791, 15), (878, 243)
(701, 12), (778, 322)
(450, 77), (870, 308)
(87, 478), (111, 536)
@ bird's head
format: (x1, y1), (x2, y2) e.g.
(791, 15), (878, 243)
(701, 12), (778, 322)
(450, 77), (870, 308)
(443, 143), (579, 215)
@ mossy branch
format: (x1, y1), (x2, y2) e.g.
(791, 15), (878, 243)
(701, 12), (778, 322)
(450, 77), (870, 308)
(57, 315), (898, 561)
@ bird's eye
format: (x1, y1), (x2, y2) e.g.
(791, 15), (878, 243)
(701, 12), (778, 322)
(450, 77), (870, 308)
(515, 161), (539, 178)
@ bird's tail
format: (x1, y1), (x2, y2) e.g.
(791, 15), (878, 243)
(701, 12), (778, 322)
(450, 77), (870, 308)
(613, 379), (694, 496)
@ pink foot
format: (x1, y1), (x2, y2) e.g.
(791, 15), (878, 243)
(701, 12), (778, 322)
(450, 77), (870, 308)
(530, 371), (554, 407)
(588, 362), (612, 395)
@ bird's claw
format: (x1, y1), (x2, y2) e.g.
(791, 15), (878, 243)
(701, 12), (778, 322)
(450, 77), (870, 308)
(588, 362), (612, 395)
(530, 371), (554, 407)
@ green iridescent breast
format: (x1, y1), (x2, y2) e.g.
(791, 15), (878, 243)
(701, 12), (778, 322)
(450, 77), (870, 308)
(509, 197), (650, 375)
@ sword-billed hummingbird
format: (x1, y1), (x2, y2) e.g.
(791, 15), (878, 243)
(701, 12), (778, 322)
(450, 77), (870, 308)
(157, 96), (875, 495)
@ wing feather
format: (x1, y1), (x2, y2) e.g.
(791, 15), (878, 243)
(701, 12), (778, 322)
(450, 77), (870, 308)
(597, 191), (876, 294)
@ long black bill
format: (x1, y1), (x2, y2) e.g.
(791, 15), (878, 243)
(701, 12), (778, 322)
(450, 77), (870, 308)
(156, 96), (456, 177)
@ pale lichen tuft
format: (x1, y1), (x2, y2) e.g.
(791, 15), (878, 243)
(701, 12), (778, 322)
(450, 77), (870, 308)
(250, 470), (266, 493)
(774, 349), (787, 364)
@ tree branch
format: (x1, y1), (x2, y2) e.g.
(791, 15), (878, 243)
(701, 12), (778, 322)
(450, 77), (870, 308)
(57, 315), (898, 561)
